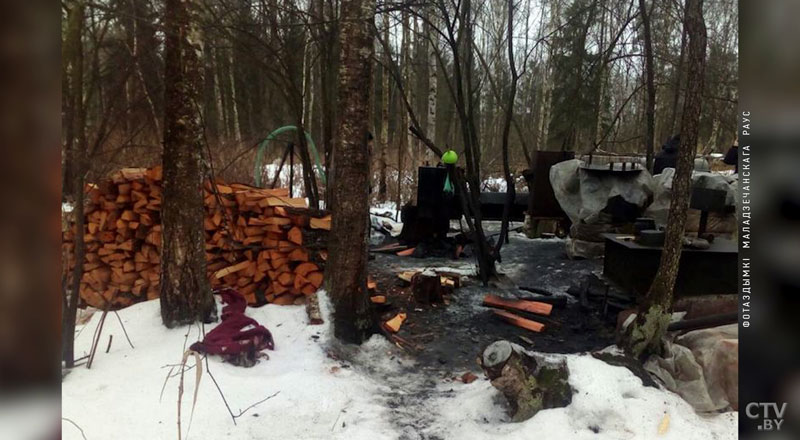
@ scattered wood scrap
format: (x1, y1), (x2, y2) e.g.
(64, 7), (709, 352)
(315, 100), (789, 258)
(396, 247), (416, 257)
(483, 294), (553, 316)
(62, 166), (331, 309)
(371, 243), (408, 254)
(397, 271), (418, 284)
(456, 372), (478, 384)
(491, 309), (545, 333)
(305, 292), (324, 325)
(383, 312), (407, 333)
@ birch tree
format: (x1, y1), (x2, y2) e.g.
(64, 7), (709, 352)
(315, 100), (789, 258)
(327, 0), (376, 343)
(160, 0), (217, 327)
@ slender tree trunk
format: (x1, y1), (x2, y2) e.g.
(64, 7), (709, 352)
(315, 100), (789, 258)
(401, 11), (412, 201)
(667, 21), (688, 139)
(62, 0), (86, 367)
(228, 49), (242, 142)
(160, 0), (217, 328)
(410, 15), (420, 183)
(623, 0), (706, 358)
(327, 0), (376, 344)
(494, 0), (518, 256)
(378, 14), (390, 201)
(202, 28), (220, 139)
(640, 0), (657, 171)
(61, 0), (83, 201)
(425, 10), (438, 164)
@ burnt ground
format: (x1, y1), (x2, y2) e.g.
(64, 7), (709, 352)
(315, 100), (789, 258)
(367, 231), (618, 376)
(328, 228), (626, 438)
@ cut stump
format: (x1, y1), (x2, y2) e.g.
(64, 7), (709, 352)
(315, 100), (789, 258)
(411, 272), (446, 305)
(479, 340), (572, 422)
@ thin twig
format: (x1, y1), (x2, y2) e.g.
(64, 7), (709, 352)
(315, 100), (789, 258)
(113, 311), (135, 348)
(233, 391), (280, 418)
(160, 326), (193, 403)
(62, 417), (88, 440)
(86, 310), (109, 369)
(203, 354), (238, 426)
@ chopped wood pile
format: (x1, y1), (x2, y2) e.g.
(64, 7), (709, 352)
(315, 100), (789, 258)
(63, 167), (331, 310)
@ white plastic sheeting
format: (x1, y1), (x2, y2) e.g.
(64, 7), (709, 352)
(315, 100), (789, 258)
(645, 324), (739, 413)
(550, 159), (655, 225)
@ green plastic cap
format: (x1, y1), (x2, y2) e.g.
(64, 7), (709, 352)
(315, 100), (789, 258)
(442, 150), (458, 164)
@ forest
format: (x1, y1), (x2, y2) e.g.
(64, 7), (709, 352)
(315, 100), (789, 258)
(62, 0), (738, 205)
(61, 0), (742, 438)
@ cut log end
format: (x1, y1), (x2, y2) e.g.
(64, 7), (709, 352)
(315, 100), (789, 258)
(479, 340), (572, 422)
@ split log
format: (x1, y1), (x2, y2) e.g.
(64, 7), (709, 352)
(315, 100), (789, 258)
(479, 340), (573, 422)
(491, 309), (545, 333)
(483, 294), (553, 316)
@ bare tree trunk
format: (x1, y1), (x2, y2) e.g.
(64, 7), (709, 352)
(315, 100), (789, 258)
(536, 1), (560, 151)
(494, 0), (519, 255)
(667, 20), (688, 139)
(62, 0), (86, 367)
(379, 14), (390, 201)
(401, 10), (412, 202)
(623, 0), (706, 358)
(160, 0), (217, 328)
(228, 49), (242, 142)
(61, 0), (83, 201)
(640, 0), (657, 171)
(317, 0), (339, 203)
(294, 118), (321, 209)
(327, 0), (376, 344)
(425, 10), (438, 165)
(410, 15), (420, 182)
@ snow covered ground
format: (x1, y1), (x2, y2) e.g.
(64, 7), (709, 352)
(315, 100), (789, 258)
(62, 293), (737, 440)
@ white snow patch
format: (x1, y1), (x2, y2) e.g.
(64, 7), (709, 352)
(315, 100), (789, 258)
(508, 231), (564, 243)
(62, 292), (395, 440)
(63, 294), (737, 440)
(429, 354), (737, 440)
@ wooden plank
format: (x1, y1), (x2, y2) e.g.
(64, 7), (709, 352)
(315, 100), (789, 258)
(492, 309), (545, 333)
(483, 294), (553, 316)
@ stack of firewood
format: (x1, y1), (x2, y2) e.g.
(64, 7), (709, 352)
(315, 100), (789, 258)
(63, 167), (331, 310)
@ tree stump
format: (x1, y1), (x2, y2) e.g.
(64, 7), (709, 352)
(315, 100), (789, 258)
(479, 340), (573, 422)
(411, 271), (445, 305)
